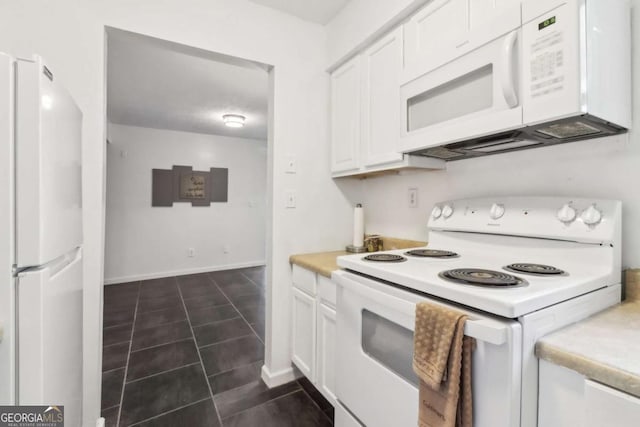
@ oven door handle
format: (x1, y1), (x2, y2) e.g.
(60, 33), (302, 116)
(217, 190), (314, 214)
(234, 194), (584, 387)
(464, 319), (507, 346)
(336, 272), (510, 346)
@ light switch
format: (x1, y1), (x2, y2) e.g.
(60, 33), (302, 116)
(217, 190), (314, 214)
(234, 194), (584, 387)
(285, 155), (296, 174)
(408, 188), (418, 208)
(285, 190), (296, 208)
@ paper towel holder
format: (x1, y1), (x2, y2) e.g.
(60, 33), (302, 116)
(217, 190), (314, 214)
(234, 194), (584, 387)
(346, 244), (367, 253)
(347, 203), (367, 253)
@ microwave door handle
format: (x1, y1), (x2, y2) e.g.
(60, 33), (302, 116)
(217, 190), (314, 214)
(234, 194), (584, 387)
(500, 30), (519, 108)
(464, 319), (508, 345)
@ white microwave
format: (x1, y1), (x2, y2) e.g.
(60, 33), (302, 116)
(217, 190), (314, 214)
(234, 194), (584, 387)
(399, 0), (631, 160)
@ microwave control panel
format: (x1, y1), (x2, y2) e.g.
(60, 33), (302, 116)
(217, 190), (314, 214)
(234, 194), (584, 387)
(522, 2), (582, 125)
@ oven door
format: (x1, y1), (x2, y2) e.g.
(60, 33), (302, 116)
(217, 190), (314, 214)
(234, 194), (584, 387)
(399, 27), (523, 154)
(334, 270), (522, 427)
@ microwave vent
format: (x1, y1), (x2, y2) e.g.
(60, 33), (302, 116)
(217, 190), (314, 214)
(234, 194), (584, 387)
(535, 121), (602, 139)
(416, 146), (467, 160)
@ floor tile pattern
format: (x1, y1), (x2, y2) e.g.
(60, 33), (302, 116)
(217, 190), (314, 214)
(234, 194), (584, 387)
(101, 266), (334, 426)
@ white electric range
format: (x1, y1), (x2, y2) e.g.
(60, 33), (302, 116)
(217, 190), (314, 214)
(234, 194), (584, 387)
(332, 197), (622, 427)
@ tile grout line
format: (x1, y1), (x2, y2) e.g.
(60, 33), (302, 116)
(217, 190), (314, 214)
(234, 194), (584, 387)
(127, 397), (212, 427)
(176, 276), (224, 427)
(207, 359), (263, 378)
(103, 339), (134, 348)
(115, 281), (141, 427)
(238, 270), (264, 293)
(102, 404), (120, 413)
(237, 271), (266, 343)
(197, 333), (258, 351)
(128, 337), (195, 354)
(103, 322), (136, 331)
(124, 362), (201, 385)
(190, 315), (242, 330)
(220, 389), (302, 423)
(207, 274), (265, 346)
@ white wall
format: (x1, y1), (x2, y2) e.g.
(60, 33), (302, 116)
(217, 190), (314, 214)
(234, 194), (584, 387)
(357, 2), (640, 269)
(105, 124), (267, 283)
(0, 1), (356, 424)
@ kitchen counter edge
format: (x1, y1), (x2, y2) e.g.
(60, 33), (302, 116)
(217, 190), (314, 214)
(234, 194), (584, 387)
(535, 299), (640, 398)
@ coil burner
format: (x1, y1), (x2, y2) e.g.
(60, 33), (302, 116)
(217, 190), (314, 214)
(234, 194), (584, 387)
(405, 249), (459, 258)
(439, 269), (527, 287)
(363, 254), (407, 263)
(504, 263), (566, 276)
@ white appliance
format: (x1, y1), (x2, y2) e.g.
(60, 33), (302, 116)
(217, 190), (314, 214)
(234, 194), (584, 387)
(0, 53), (83, 425)
(399, 0), (631, 160)
(333, 197), (622, 427)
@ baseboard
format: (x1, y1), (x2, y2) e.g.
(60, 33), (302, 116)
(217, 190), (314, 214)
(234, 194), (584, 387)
(104, 261), (266, 285)
(261, 364), (299, 388)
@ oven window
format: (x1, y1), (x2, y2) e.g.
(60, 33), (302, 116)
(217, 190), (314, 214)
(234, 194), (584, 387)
(361, 309), (419, 386)
(407, 64), (494, 131)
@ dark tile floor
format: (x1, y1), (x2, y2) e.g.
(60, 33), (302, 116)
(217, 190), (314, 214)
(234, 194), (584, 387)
(101, 267), (334, 427)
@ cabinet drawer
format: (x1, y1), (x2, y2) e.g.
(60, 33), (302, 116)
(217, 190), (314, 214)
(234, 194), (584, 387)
(292, 264), (317, 296)
(317, 275), (337, 308)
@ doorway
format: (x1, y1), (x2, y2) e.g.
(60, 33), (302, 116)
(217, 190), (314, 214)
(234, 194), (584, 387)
(101, 28), (281, 426)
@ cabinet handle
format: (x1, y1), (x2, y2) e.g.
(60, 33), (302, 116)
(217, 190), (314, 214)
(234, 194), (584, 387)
(500, 30), (519, 108)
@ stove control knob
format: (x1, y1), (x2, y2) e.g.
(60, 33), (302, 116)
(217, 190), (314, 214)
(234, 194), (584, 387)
(442, 205), (454, 219)
(489, 203), (505, 220)
(431, 206), (442, 219)
(557, 204), (577, 223)
(581, 205), (602, 226)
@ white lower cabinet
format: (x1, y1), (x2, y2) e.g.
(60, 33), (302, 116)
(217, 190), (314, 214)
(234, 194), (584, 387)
(585, 380), (640, 427)
(539, 360), (640, 427)
(336, 403), (363, 427)
(317, 303), (337, 405)
(291, 287), (316, 381)
(291, 265), (337, 406)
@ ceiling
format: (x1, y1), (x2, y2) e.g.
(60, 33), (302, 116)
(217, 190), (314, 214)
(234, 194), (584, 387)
(249, 0), (350, 25)
(107, 29), (269, 140)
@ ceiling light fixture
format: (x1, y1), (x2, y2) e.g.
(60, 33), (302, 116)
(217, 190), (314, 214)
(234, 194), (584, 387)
(223, 114), (245, 128)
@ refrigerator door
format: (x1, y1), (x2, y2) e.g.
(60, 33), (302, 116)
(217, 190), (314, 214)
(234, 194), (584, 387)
(0, 53), (15, 404)
(17, 247), (83, 426)
(15, 56), (82, 267)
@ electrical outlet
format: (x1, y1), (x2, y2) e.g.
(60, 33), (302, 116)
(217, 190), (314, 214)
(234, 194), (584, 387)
(188, 248), (195, 257)
(285, 190), (296, 208)
(223, 245), (230, 254)
(285, 155), (297, 174)
(408, 188), (418, 208)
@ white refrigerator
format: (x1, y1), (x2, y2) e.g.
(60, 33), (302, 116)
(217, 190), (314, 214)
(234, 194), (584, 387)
(0, 53), (83, 426)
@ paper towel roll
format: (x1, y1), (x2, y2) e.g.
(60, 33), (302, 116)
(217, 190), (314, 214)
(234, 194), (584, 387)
(353, 204), (364, 247)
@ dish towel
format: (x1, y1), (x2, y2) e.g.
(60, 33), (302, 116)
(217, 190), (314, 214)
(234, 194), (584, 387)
(412, 302), (476, 427)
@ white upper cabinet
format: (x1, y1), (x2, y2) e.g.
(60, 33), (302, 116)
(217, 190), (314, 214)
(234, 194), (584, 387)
(361, 27), (404, 168)
(404, 0), (468, 80)
(331, 56), (361, 173)
(330, 28), (445, 177)
(403, 0), (521, 84)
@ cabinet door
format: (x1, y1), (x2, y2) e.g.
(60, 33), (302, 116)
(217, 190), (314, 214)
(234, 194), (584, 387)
(404, 0), (469, 77)
(331, 56), (361, 173)
(361, 27), (404, 167)
(469, 0), (520, 32)
(585, 380), (640, 427)
(291, 287), (316, 381)
(316, 303), (337, 406)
